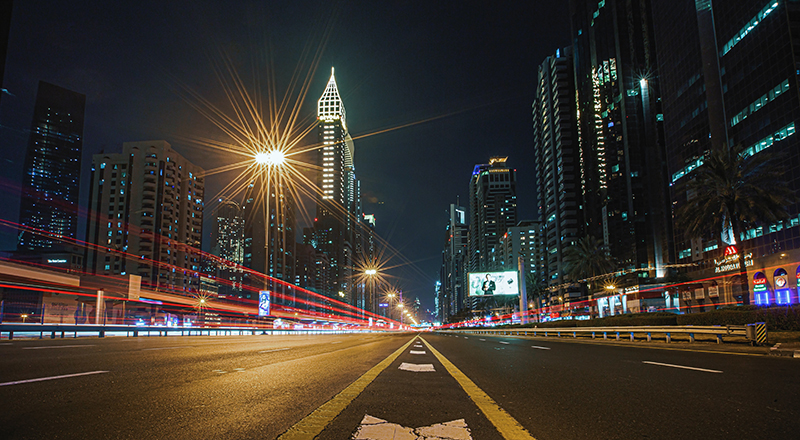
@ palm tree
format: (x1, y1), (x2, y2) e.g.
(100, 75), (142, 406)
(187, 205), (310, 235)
(525, 272), (546, 321)
(562, 234), (616, 282)
(675, 144), (797, 305)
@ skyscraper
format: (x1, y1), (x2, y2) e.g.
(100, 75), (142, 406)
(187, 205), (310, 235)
(440, 203), (468, 321)
(18, 81), (85, 251)
(652, 0), (800, 306)
(210, 199), (245, 298)
(468, 157), (518, 274)
(242, 173), (296, 304)
(85, 141), (204, 295)
(532, 47), (582, 291)
(311, 67), (361, 302)
(570, 0), (672, 278)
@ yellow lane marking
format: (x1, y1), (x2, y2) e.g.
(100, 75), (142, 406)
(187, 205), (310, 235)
(420, 337), (536, 440)
(277, 336), (419, 440)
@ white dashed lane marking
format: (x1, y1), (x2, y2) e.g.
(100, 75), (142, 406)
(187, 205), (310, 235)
(531, 346), (551, 350)
(22, 345), (95, 350)
(498, 341), (509, 345)
(643, 361), (722, 373)
(259, 347), (291, 353)
(479, 339), (486, 341)
(409, 350), (426, 355)
(0, 370), (108, 387)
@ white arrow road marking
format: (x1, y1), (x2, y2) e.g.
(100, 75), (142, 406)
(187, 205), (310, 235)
(0, 371), (108, 387)
(479, 338), (486, 341)
(642, 361), (722, 373)
(531, 346), (551, 350)
(352, 414), (471, 440)
(409, 350), (426, 355)
(398, 362), (435, 372)
(22, 345), (95, 350)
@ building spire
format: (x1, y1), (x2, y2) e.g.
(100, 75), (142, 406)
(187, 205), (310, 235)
(318, 66), (346, 131)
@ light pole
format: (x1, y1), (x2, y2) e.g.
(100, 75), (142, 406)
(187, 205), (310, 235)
(365, 268), (377, 316)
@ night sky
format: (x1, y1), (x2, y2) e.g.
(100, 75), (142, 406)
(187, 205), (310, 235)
(0, 0), (570, 315)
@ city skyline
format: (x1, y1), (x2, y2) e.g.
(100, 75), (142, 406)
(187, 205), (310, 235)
(0, 1), (570, 311)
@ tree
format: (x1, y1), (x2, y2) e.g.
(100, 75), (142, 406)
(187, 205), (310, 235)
(525, 272), (547, 321)
(675, 144), (797, 305)
(562, 235), (616, 282)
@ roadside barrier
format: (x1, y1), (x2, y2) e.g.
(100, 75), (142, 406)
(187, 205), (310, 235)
(0, 323), (369, 340)
(442, 322), (768, 345)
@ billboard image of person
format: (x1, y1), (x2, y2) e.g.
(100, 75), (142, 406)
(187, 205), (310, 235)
(468, 271), (519, 296)
(481, 274), (496, 295)
(258, 291), (271, 316)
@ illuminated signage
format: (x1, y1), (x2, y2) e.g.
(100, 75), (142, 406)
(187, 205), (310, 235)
(47, 259), (67, 264)
(468, 271), (519, 296)
(775, 275), (788, 288)
(379, 303), (388, 307)
(258, 291), (271, 317)
(713, 249), (753, 273)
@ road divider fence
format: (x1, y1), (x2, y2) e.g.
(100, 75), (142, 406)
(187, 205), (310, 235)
(442, 322), (768, 345)
(0, 323), (369, 340)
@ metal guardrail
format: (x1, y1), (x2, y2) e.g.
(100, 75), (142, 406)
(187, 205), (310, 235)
(0, 323), (367, 340)
(443, 323), (768, 345)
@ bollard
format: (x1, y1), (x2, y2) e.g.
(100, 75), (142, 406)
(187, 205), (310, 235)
(647, 332), (652, 342)
(592, 332), (596, 339)
(630, 332), (634, 342)
(716, 334), (722, 344)
(9, 331), (13, 340)
(689, 333), (695, 343)
(666, 332), (671, 343)
(615, 332), (620, 341)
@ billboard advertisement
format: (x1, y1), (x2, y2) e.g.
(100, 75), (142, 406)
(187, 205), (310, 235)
(468, 271), (519, 296)
(258, 291), (271, 316)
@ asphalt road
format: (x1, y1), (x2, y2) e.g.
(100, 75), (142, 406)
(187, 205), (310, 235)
(1, 331), (799, 439)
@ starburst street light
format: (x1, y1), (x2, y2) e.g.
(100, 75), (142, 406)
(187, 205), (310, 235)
(254, 150), (286, 167)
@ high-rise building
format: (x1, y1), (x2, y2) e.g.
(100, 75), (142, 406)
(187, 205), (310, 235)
(311, 67), (361, 303)
(532, 47), (582, 290)
(499, 220), (544, 285)
(652, 0), (800, 307)
(209, 199), (245, 298)
(242, 173), (296, 304)
(440, 203), (468, 321)
(85, 141), (204, 295)
(17, 81), (85, 252)
(0, 1), (13, 107)
(468, 157), (518, 273)
(570, 0), (672, 278)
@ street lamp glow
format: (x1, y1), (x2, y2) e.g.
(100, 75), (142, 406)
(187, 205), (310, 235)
(605, 285), (616, 290)
(365, 269), (377, 275)
(255, 150), (286, 166)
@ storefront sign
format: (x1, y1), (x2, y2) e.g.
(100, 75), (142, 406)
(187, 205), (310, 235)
(714, 246), (753, 273)
(708, 286), (719, 298)
(775, 275), (788, 288)
(694, 288), (705, 299)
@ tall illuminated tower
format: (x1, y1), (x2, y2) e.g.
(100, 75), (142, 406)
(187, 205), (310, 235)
(18, 81), (85, 251)
(313, 67), (360, 302)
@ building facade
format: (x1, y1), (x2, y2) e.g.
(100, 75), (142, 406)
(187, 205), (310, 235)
(532, 47), (583, 290)
(468, 157), (518, 274)
(310, 67), (361, 303)
(209, 199), (245, 298)
(440, 203), (468, 321)
(85, 141), (204, 295)
(18, 81), (85, 252)
(652, 0), (800, 308)
(570, 0), (673, 279)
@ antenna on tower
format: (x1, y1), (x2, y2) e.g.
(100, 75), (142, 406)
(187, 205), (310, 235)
(331, 66), (335, 75)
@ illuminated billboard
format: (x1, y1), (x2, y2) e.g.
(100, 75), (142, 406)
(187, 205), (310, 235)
(258, 291), (271, 316)
(468, 271), (519, 296)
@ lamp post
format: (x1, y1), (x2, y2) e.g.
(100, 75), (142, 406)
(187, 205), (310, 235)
(365, 269), (377, 316)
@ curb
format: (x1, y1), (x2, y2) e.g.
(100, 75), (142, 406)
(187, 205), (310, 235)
(769, 344), (800, 358)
